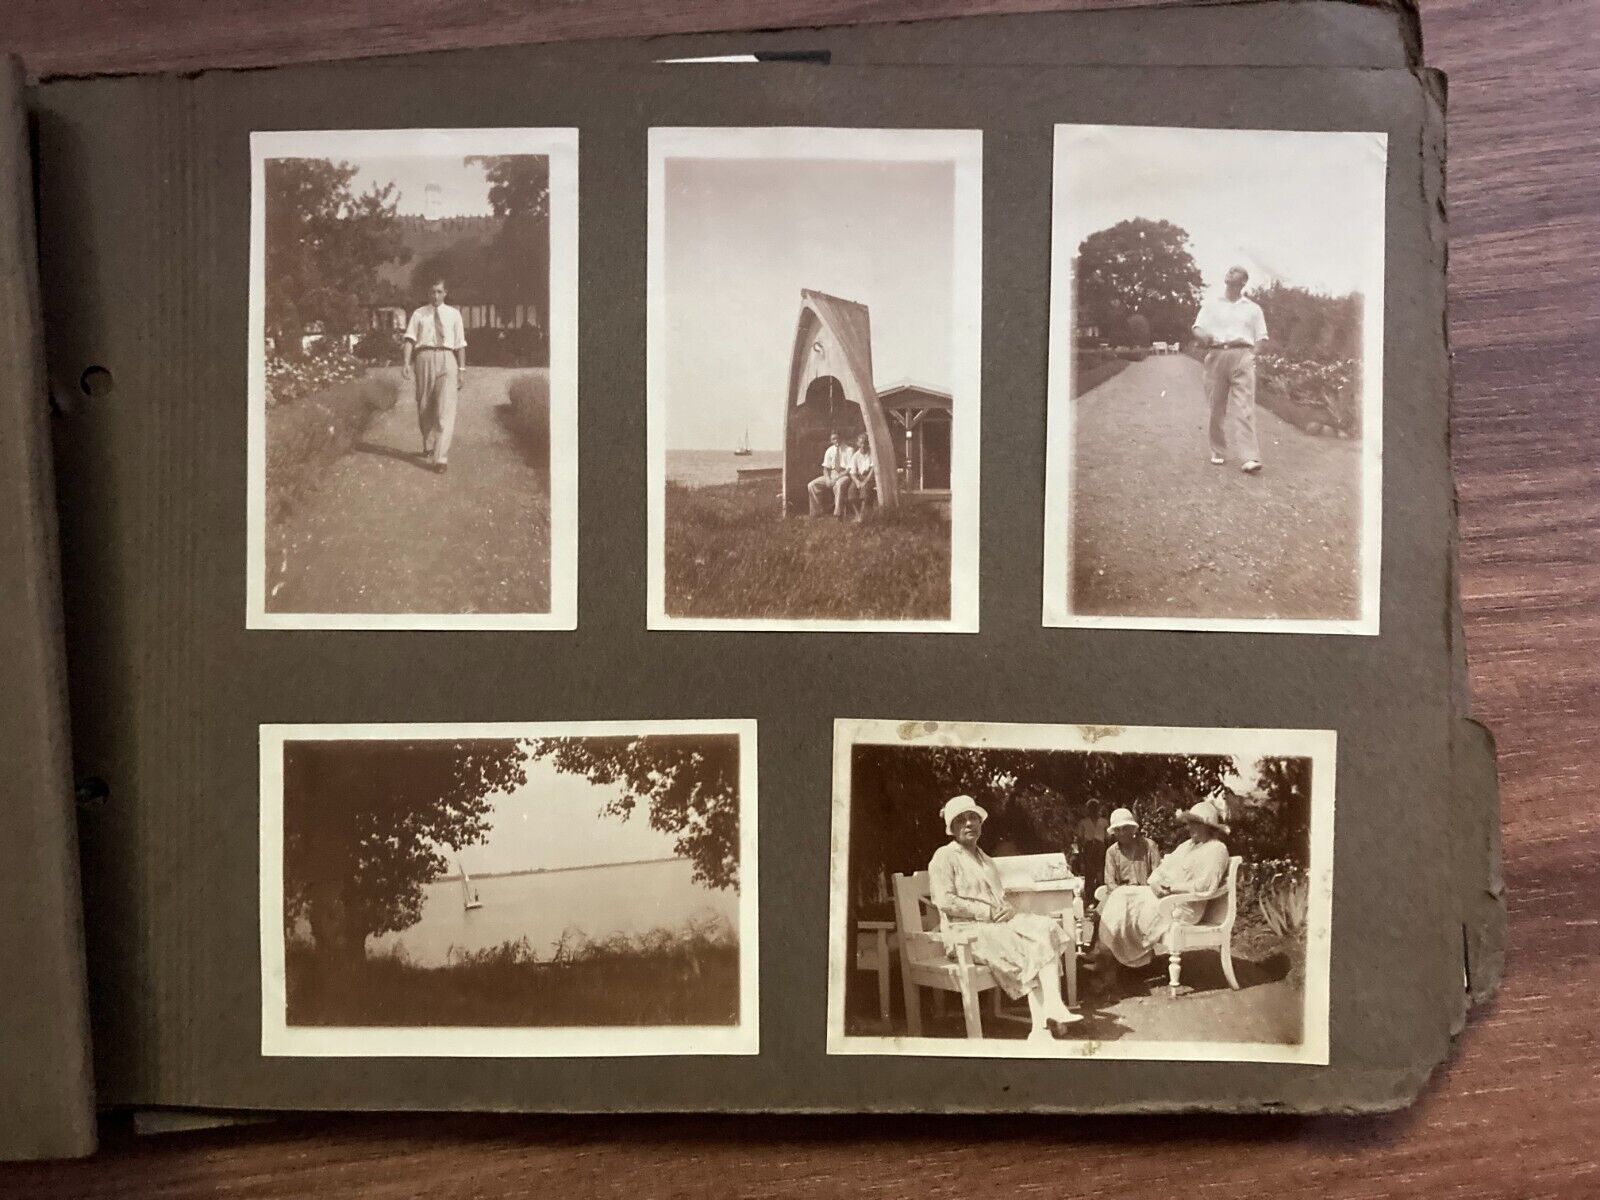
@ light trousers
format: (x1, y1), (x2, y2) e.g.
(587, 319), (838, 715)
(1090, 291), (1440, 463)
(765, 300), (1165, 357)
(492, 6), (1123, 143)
(413, 351), (459, 462)
(1204, 347), (1260, 463)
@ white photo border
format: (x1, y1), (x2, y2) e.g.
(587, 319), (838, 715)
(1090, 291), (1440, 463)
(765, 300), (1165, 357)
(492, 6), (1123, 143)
(260, 719), (760, 1057)
(246, 128), (580, 631)
(826, 717), (1336, 1064)
(1041, 124), (1387, 635)
(646, 126), (984, 633)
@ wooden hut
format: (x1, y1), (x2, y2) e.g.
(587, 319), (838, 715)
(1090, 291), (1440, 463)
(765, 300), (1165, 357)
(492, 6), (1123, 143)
(876, 381), (953, 498)
(781, 290), (901, 515)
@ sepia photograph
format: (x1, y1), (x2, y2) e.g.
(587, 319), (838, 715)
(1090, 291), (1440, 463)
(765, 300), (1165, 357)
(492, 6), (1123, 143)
(259, 721), (758, 1056)
(647, 127), (982, 632)
(247, 128), (578, 629)
(828, 719), (1334, 1062)
(1043, 125), (1386, 634)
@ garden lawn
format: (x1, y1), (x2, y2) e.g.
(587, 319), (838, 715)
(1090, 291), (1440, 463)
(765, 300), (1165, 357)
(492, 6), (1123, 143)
(664, 482), (951, 621)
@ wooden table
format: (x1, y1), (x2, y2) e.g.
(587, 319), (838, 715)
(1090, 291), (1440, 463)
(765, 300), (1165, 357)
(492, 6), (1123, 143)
(2, 1), (1596, 1195)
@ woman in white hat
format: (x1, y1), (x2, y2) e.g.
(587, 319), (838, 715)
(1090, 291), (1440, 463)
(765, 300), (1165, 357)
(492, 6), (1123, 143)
(927, 795), (1082, 1041)
(1093, 798), (1232, 975)
(1095, 807), (1163, 905)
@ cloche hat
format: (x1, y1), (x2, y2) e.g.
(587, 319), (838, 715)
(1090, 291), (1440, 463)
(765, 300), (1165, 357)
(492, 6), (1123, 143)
(941, 795), (989, 835)
(1106, 807), (1139, 833)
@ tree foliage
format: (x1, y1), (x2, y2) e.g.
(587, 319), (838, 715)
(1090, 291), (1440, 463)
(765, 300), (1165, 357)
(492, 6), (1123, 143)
(1075, 218), (1204, 345)
(1248, 281), (1362, 362)
(527, 734), (741, 890)
(264, 158), (407, 353)
(411, 155), (550, 322)
(283, 739), (527, 958)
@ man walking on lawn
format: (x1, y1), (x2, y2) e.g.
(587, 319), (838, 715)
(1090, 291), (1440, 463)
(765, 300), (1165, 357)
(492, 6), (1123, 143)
(1192, 265), (1269, 474)
(401, 278), (468, 475)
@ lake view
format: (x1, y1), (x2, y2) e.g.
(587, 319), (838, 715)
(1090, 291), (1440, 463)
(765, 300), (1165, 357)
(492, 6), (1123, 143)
(667, 449), (783, 488)
(368, 858), (737, 967)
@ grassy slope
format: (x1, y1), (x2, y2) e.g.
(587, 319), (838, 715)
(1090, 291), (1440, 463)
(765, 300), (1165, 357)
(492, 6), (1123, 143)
(664, 483), (951, 621)
(288, 938), (739, 1028)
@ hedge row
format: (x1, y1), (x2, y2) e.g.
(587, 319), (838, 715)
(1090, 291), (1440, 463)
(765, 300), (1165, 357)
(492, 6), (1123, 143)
(504, 370), (551, 473)
(265, 372), (398, 525)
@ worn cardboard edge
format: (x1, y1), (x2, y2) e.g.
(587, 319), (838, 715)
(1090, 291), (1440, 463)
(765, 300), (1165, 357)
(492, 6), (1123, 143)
(0, 54), (98, 1162)
(1421, 63), (1506, 1023)
(30, 0), (1422, 85)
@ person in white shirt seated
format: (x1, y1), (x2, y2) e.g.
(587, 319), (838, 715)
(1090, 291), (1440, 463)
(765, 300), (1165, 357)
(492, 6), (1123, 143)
(807, 430), (854, 518)
(846, 432), (876, 520)
(400, 278), (469, 474)
(1191, 265), (1270, 475)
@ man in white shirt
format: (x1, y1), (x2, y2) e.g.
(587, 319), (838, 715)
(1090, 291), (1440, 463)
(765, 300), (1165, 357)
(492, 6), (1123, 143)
(401, 279), (468, 474)
(847, 432), (876, 521)
(807, 430), (853, 517)
(1191, 265), (1269, 474)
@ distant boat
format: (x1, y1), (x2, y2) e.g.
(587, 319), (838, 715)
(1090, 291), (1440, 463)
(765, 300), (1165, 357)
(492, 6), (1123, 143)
(457, 859), (483, 911)
(734, 428), (753, 457)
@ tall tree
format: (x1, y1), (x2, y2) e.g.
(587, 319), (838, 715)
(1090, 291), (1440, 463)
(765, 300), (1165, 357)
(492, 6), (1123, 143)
(282, 739), (527, 962)
(527, 735), (741, 890)
(1075, 218), (1204, 345)
(263, 158), (407, 354)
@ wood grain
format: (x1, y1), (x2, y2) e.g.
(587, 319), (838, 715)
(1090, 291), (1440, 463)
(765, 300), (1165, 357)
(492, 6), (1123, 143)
(2, 0), (1596, 1193)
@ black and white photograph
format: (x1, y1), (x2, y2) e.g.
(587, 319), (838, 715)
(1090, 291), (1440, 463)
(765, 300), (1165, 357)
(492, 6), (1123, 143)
(828, 719), (1334, 1062)
(259, 721), (758, 1057)
(647, 127), (982, 632)
(247, 128), (578, 629)
(1043, 125), (1386, 634)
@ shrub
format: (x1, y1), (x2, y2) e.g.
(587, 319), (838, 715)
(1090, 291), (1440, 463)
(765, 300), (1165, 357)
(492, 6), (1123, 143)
(1255, 350), (1361, 436)
(354, 327), (402, 364)
(1254, 862), (1309, 940)
(505, 370), (551, 472)
(265, 372), (397, 524)
(265, 342), (365, 406)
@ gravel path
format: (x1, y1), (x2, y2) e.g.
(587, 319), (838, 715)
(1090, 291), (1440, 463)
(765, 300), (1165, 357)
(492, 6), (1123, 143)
(267, 366), (551, 616)
(1070, 354), (1362, 621)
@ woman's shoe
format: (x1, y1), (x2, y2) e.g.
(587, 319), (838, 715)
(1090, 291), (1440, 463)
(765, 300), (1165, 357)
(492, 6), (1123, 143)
(1046, 1013), (1083, 1038)
(1027, 1027), (1056, 1045)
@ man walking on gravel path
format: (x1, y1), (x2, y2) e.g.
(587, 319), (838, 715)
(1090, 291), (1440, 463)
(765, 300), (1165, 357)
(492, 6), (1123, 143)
(401, 279), (468, 475)
(1192, 265), (1269, 475)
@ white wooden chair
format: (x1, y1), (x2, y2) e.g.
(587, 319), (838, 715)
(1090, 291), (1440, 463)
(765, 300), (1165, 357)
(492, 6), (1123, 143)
(891, 870), (1077, 1039)
(1156, 855), (1243, 997)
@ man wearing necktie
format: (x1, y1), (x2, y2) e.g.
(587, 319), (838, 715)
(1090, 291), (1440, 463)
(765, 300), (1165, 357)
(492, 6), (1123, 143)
(1191, 265), (1270, 475)
(401, 279), (468, 474)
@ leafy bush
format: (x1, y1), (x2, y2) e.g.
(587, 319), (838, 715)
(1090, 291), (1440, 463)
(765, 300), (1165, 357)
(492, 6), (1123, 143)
(265, 342), (365, 406)
(265, 372), (397, 524)
(1255, 350), (1361, 436)
(1254, 862), (1309, 940)
(504, 370), (550, 472)
(353, 327), (402, 364)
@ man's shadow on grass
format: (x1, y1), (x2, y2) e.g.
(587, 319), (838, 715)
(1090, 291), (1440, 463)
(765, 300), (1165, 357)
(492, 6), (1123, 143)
(352, 440), (437, 472)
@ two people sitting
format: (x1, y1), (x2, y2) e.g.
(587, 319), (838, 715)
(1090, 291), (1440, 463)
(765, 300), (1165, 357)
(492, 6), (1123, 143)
(927, 796), (1082, 1042)
(1088, 799), (1232, 986)
(807, 430), (876, 519)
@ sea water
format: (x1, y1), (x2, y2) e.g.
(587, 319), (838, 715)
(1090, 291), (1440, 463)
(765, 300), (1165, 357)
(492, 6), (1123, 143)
(666, 449), (783, 487)
(368, 859), (737, 967)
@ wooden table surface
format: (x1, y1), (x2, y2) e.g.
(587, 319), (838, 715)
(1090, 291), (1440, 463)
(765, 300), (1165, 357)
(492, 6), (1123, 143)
(4, 1), (1596, 1194)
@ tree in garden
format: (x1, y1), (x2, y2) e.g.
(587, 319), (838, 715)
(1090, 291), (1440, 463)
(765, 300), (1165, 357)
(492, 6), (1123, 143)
(282, 739), (528, 962)
(410, 155), (551, 364)
(527, 735), (741, 890)
(264, 158), (407, 354)
(1075, 218), (1204, 345)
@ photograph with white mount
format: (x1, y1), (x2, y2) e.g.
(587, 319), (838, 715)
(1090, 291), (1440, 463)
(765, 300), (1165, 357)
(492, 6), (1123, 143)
(647, 127), (982, 632)
(1043, 125), (1386, 634)
(259, 722), (758, 1057)
(247, 128), (578, 629)
(828, 720), (1334, 1063)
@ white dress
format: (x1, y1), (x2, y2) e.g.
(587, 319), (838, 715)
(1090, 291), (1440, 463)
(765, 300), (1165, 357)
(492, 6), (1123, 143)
(927, 842), (1066, 998)
(1096, 838), (1230, 968)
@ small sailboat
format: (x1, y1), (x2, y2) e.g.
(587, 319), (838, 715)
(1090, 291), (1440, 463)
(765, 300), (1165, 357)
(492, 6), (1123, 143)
(733, 427), (753, 457)
(456, 858), (483, 911)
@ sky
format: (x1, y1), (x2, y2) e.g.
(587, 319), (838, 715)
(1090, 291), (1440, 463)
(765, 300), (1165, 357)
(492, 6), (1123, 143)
(662, 156), (958, 452)
(1058, 126), (1386, 301)
(346, 154), (494, 217)
(446, 752), (683, 878)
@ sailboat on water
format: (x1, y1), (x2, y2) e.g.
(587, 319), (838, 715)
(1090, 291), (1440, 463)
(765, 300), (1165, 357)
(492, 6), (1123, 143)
(456, 857), (483, 911)
(733, 427), (753, 457)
